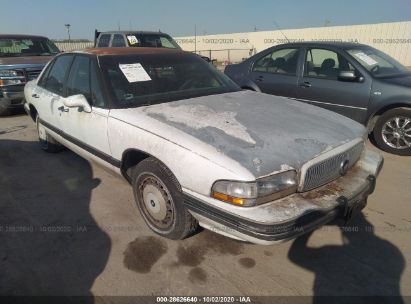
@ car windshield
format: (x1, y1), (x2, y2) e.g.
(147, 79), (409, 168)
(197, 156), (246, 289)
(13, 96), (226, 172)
(99, 53), (240, 108)
(0, 37), (60, 57)
(347, 47), (410, 78)
(126, 34), (181, 49)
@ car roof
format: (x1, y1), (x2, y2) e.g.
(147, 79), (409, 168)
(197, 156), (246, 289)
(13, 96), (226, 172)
(0, 34), (49, 39)
(274, 41), (370, 49)
(98, 31), (170, 36)
(75, 47), (185, 56)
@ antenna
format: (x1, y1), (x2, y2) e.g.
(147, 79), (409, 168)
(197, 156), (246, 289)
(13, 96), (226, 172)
(273, 21), (290, 43)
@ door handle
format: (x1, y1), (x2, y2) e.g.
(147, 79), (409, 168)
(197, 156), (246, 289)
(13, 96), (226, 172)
(58, 106), (69, 113)
(32, 93), (40, 98)
(299, 81), (312, 88)
(256, 75), (264, 82)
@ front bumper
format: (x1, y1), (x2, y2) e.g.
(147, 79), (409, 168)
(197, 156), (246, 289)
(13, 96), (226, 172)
(0, 85), (25, 109)
(183, 148), (383, 245)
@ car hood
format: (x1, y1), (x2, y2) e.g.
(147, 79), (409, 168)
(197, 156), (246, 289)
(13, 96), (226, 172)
(0, 56), (53, 67)
(112, 91), (366, 178)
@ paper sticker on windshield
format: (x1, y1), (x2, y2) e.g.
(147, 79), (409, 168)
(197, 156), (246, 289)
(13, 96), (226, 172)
(119, 63), (151, 82)
(353, 52), (378, 66)
(126, 35), (139, 45)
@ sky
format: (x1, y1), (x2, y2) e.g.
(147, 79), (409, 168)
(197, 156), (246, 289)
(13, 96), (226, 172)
(0, 0), (410, 40)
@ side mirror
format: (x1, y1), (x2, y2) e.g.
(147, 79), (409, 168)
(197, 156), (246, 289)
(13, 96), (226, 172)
(338, 71), (363, 82)
(64, 94), (92, 113)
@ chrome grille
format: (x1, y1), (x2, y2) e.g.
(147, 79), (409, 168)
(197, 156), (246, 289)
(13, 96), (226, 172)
(301, 141), (364, 192)
(25, 69), (42, 81)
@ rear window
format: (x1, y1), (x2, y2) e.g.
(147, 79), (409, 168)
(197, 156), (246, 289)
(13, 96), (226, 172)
(125, 34), (181, 49)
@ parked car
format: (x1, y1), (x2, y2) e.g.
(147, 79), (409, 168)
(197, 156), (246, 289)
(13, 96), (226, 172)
(224, 42), (411, 156)
(0, 35), (60, 116)
(94, 29), (211, 62)
(24, 48), (383, 244)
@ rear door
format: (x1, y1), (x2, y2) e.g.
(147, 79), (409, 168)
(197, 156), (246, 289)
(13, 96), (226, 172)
(58, 54), (113, 167)
(296, 47), (372, 123)
(248, 47), (301, 98)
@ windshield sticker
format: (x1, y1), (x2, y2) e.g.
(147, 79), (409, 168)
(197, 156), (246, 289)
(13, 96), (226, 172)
(119, 63), (152, 82)
(126, 35), (139, 45)
(353, 52), (378, 66)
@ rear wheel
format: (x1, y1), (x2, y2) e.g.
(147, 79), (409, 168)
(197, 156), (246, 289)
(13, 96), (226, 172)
(36, 114), (63, 153)
(373, 108), (411, 156)
(131, 157), (198, 240)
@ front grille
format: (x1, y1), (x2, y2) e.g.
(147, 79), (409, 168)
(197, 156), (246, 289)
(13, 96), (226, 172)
(301, 141), (364, 192)
(25, 69), (42, 81)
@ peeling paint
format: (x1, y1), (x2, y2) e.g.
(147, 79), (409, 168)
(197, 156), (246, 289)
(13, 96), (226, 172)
(144, 104), (257, 145)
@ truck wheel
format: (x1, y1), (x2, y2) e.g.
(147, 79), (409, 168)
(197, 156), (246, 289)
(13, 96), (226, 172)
(131, 157), (198, 240)
(373, 108), (411, 156)
(36, 114), (63, 153)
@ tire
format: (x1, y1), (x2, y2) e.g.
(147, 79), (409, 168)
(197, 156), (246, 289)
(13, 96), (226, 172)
(131, 157), (198, 240)
(373, 108), (411, 156)
(36, 114), (63, 153)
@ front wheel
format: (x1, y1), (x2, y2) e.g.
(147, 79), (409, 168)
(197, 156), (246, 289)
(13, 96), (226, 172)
(373, 108), (411, 156)
(131, 157), (198, 240)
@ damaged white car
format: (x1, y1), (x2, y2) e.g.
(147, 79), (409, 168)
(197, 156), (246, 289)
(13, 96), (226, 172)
(24, 48), (384, 245)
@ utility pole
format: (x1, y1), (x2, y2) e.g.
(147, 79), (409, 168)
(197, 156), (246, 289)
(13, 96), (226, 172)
(64, 24), (71, 42)
(194, 24), (197, 54)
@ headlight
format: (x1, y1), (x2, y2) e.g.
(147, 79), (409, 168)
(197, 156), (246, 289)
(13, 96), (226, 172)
(211, 170), (298, 207)
(0, 70), (18, 77)
(0, 70), (24, 86)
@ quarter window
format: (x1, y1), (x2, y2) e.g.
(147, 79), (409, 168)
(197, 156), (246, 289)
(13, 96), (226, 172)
(44, 55), (73, 96)
(305, 48), (356, 79)
(90, 60), (105, 107)
(253, 48), (300, 75)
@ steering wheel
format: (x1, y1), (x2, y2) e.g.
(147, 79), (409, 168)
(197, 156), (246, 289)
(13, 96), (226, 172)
(371, 65), (380, 74)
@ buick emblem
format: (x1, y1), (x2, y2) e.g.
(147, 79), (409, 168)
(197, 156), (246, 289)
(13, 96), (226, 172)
(339, 159), (350, 176)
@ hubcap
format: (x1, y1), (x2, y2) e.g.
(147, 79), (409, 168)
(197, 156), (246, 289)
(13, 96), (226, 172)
(138, 174), (175, 229)
(382, 116), (411, 150)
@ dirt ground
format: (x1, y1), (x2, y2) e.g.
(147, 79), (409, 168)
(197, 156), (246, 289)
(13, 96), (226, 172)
(0, 112), (410, 301)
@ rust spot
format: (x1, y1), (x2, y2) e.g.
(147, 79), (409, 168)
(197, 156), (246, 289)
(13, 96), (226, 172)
(189, 267), (208, 283)
(123, 236), (168, 273)
(238, 257), (256, 268)
(302, 183), (344, 200)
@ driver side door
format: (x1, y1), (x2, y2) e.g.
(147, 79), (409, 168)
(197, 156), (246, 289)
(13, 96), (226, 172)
(59, 54), (114, 168)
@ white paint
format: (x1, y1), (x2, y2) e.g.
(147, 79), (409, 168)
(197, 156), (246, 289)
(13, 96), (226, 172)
(144, 104), (257, 144)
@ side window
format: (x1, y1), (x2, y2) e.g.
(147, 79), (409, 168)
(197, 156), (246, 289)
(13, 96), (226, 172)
(66, 55), (91, 102)
(305, 48), (356, 79)
(90, 60), (105, 107)
(253, 48), (300, 75)
(111, 34), (126, 47)
(44, 55), (73, 96)
(97, 34), (111, 47)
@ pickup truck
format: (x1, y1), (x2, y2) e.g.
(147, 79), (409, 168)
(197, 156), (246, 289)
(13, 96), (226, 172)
(0, 34), (59, 115)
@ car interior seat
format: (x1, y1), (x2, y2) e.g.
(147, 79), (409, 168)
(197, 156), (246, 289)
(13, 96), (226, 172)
(318, 58), (339, 78)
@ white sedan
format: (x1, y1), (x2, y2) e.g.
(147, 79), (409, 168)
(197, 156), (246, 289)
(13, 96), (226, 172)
(24, 48), (383, 245)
